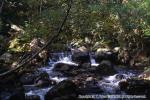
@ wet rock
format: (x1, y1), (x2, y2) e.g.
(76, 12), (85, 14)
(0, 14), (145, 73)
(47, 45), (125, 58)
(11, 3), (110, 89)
(25, 95), (40, 100)
(118, 80), (129, 90)
(53, 62), (77, 75)
(34, 80), (51, 88)
(115, 74), (126, 80)
(119, 78), (150, 98)
(34, 72), (56, 88)
(71, 46), (90, 65)
(96, 60), (116, 76)
(45, 80), (80, 100)
(72, 52), (90, 64)
(95, 51), (118, 64)
(72, 74), (103, 95)
(20, 71), (51, 86)
(54, 62), (74, 71)
(34, 72), (49, 82)
(20, 73), (37, 85)
(49, 53), (61, 62)
(96, 48), (111, 54)
(80, 62), (91, 68)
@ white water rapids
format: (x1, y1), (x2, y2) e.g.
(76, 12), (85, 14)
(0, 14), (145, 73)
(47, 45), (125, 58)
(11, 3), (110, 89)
(25, 52), (139, 100)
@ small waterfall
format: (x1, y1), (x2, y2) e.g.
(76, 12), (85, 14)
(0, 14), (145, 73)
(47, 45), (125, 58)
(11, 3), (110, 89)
(25, 52), (140, 100)
(26, 53), (73, 100)
(90, 53), (99, 67)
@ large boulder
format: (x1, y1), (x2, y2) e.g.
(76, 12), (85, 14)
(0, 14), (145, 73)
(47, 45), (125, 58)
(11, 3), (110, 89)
(53, 62), (77, 76)
(71, 46), (90, 65)
(119, 78), (150, 99)
(45, 80), (80, 100)
(96, 60), (116, 76)
(20, 71), (55, 87)
(95, 48), (118, 64)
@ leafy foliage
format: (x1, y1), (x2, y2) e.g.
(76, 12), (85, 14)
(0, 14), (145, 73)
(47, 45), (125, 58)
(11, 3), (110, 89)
(0, 0), (150, 52)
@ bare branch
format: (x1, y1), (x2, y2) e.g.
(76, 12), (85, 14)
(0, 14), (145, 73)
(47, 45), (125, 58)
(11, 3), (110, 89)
(0, 0), (73, 77)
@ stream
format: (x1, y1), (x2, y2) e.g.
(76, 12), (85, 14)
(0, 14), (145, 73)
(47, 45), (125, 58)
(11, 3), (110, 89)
(25, 52), (141, 100)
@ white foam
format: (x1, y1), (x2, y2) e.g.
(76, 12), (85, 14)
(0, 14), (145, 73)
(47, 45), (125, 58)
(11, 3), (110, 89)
(90, 57), (99, 66)
(51, 77), (67, 83)
(26, 87), (51, 100)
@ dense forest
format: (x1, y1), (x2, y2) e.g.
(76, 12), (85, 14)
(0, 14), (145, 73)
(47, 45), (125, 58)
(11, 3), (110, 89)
(0, 0), (150, 100)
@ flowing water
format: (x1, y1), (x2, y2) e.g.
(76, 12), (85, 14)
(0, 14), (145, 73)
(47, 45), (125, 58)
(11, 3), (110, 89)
(24, 52), (139, 100)
(0, 52), (140, 100)
(26, 52), (71, 99)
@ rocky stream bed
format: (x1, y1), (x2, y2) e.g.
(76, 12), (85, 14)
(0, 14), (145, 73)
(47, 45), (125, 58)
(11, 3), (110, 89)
(0, 51), (150, 100)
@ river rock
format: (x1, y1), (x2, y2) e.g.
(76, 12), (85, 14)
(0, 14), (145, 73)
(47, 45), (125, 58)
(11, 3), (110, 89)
(71, 46), (90, 65)
(96, 60), (116, 76)
(34, 72), (56, 88)
(95, 51), (118, 64)
(20, 73), (37, 85)
(119, 78), (150, 98)
(53, 62), (77, 75)
(96, 48), (110, 53)
(44, 80), (80, 100)
(115, 74), (126, 80)
(118, 80), (128, 90)
(72, 52), (90, 64)
(72, 73), (103, 96)
(83, 77), (103, 94)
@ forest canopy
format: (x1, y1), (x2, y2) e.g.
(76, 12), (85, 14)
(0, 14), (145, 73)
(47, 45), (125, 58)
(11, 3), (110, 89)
(0, 0), (150, 53)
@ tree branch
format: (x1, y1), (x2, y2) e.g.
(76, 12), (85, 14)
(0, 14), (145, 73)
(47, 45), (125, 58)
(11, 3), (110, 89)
(0, 0), (72, 77)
